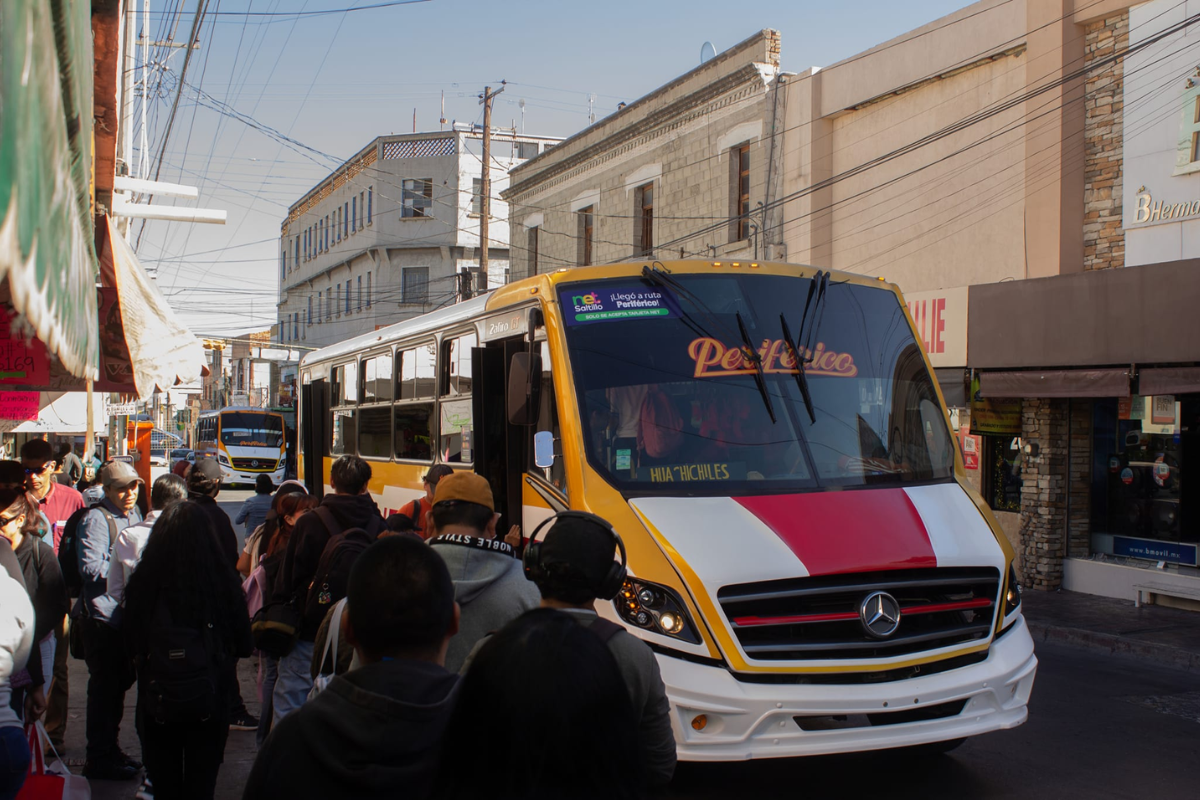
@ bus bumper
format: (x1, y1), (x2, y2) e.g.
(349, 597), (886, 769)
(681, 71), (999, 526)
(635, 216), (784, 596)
(220, 464), (287, 487)
(661, 614), (1037, 761)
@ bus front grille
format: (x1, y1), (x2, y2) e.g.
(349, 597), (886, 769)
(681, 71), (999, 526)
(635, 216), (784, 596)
(231, 458), (278, 472)
(718, 567), (1000, 661)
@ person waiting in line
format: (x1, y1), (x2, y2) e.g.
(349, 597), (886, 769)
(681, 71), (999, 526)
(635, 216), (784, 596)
(235, 475), (275, 540)
(106, 474), (188, 606)
(245, 535), (461, 800)
(435, 608), (642, 800)
(0, 573), (34, 799)
(124, 502), (253, 800)
(21, 439), (85, 552)
(522, 513), (677, 786)
(187, 458), (256, 733)
(57, 444), (84, 488)
(73, 461), (143, 781)
(392, 464), (453, 539)
(247, 490), (318, 748)
(79, 468), (104, 506)
(274, 456), (385, 725)
(426, 473), (540, 673)
(0, 488), (67, 731)
(238, 480), (308, 578)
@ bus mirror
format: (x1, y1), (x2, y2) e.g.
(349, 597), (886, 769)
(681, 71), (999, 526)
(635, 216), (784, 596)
(507, 351), (543, 426)
(533, 431), (555, 469)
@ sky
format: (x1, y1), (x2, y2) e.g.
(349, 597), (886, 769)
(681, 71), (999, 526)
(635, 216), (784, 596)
(132, 0), (978, 339)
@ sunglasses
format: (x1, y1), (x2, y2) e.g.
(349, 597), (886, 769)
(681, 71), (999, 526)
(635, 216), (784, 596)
(22, 462), (54, 476)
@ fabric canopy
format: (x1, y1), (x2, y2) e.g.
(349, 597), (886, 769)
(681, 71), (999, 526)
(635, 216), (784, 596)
(97, 217), (206, 399)
(6, 392), (106, 434)
(978, 368), (1131, 399)
(1139, 367), (1200, 397)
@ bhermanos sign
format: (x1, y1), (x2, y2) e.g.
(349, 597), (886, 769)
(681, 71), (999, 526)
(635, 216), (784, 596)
(1132, 191), (1200, 224)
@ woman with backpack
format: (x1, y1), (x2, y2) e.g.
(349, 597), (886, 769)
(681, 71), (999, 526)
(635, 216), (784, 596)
(245, 491), (317, 747)
(123, 501), (253, 799)
(0, 487), (67, 725)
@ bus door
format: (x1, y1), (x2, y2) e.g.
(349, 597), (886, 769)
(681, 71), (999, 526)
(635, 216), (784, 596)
(471, 337), (529, 535)
(301, 378), (328, 499)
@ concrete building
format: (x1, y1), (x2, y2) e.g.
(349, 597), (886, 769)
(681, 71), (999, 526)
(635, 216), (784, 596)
(278, 127), (560, 350)
(502, 2), (1200, 606)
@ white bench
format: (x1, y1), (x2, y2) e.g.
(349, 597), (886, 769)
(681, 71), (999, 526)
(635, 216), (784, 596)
(1134, 581), (1200, 608)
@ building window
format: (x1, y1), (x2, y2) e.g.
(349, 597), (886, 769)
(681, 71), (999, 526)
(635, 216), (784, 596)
(295, 236), (300, 268)
(352, 196), (357, 232)
(402, 266), (429, 304)
(344, 202), (349, 238)
(518, 141), (539, 159)
(336, 284), (341, 316)
(281, 247), (286, 279)
(731, 143), (750, 241)
(345, 280), (351, 314)
(983, 435), (1022, 513)
(368, 187), (373, 225)
(304, 229), (309, 261)
(471, 178), (483, 216)
(335, 208), (341, 243)
(577, 205), (594, 266)
(528, 226), (539, 276)
(635, 182), (653, 256)
(357, 275), (363, 311)
(318, 291), (323, 323)
(293, 313), (299, 341)
(366, 271), (372, 307)
(307, 296), (312, 326)
(402, 178), (433, 218)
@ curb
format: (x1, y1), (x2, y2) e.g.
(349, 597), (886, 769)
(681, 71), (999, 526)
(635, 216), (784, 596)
(1027, 620), (1200, 673)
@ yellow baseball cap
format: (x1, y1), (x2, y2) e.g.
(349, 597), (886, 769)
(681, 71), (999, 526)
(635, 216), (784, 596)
(431, 472), (494, 511)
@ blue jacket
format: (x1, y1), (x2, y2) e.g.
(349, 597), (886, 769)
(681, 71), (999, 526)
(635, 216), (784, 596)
(235, 493), (273, 537)
(73, 497), (141, 627)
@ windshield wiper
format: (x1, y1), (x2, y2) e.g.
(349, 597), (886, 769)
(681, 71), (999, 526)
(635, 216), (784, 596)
(780, 313), (815, 424)
(736, 311), (776, 424)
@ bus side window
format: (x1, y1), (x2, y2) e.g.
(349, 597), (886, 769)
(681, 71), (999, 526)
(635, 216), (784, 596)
(528, 342), (565, 493)
(395, 345), (435, 462)
(439, 333), (477, 463)
(330, 364), (357, 456)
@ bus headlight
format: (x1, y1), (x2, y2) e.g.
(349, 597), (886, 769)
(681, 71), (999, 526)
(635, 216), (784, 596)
(1004, 564), (1022, 616)
(615, 578), (699, 644)
(217, 453), (231, 466)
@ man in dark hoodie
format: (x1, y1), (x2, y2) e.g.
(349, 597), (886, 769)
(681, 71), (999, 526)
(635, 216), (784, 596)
(426, 473), (540, 673)
(244, 535), (459, 800)
(273, 455), (385, 723)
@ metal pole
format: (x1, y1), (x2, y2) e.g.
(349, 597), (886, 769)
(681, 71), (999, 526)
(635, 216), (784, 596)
(479, 83), (505, 294)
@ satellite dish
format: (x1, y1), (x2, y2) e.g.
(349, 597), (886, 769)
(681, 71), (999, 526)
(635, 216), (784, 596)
(700, 41), (716, 64)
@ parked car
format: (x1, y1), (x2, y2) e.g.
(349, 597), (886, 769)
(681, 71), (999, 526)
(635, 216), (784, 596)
(170, 448), (195, 466)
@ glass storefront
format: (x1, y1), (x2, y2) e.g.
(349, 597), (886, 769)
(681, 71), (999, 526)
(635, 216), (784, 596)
(1090, 396), (1199, 566)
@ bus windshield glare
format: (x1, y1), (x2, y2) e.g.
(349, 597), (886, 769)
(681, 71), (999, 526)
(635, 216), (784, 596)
(558, 273), (954, 494)
(219, 412), (285, 448)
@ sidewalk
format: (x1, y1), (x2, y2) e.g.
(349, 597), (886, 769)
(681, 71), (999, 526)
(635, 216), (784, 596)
(1022, 588), (1200, 672)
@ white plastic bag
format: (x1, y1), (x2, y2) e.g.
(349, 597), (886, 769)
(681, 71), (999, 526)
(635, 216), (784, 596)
(306, 597), (347, 703)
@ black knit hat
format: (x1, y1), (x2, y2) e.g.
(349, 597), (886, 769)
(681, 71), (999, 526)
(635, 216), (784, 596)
(537, 517), (619, 598)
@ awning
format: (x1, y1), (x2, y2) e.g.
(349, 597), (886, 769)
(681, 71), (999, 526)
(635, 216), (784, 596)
(95, 218), (206, 399)
(978, 368), (1131, 398)
(935, 367), (968, 407)
(0, 0), (100, 380)
(4, 391), (107, 434)
(1139, 367), (1200, 397)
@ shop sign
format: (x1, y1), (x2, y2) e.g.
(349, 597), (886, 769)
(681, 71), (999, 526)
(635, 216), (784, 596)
(1151, 395), (1176, 425)
(0, 307), (52, 387)
(969, 376), (1021, 435)
(1111, 535), (1198, 566)
(904, 287), (967, 368)
(959, 433), (981, 470)
(1132, 191), (1200, 225)
(0, 392), (39, 420)
(1118, 395), (1146, 421)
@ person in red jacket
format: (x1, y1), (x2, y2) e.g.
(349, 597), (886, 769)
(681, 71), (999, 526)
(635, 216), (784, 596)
(392, 464), (453, 539)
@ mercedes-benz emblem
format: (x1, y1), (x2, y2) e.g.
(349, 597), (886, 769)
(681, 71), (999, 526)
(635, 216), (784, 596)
(251, 460), (259, 468)
(859, 591), (902, 639)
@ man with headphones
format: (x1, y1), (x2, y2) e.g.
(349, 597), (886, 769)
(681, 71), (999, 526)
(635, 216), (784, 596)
(519, 511), (677, 788)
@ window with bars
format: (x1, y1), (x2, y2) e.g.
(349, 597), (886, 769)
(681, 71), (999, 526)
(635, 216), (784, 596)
(471, 178), (483, 216)
(577, 205), (594, 266)
(344, 202), (349, 238)
(402, 178), (433, 218)
(366, 271), (372, 307)
(336, 284), (342, 316)
(368, 187), (373, 225)
(635, 183), (654, 256)
(344, 281), (351, 314)
(307, 296), (312, 326)
(352, 196), (357, 232)
(731, 143), (751, 241)
(357, 275), (363, 311)
(293, 313), (299, 341)
(318, 291), (323, 323)
(402, 266), (429, 304)
(528, 225), (539, 276)
(295, 236), (300, 267)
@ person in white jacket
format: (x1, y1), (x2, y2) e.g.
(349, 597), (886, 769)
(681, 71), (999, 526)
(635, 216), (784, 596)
(1, 571), (35, 798)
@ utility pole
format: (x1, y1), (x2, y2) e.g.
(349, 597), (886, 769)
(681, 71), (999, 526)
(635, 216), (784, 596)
(479, 83), (505, 293)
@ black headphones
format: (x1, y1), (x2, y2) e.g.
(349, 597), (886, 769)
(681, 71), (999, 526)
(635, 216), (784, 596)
(522, 511), (628, 601)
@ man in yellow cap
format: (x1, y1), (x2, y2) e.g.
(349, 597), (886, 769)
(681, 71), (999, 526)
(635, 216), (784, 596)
(426, 473), (539, 673)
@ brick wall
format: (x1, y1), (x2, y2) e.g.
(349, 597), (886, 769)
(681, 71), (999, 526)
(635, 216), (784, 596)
(1082, 13), (1127, 271)
(1019, 399), (1069, 590)
(1068, 400), (1093, 559)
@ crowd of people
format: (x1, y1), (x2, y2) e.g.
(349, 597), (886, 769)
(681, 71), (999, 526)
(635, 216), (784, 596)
(0, 447), (678, 799)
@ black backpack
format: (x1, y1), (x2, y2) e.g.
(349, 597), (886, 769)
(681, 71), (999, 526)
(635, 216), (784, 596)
(303, 523), (376, 629)
(58, 503), (115, 597)
(141, 604), (223, 725)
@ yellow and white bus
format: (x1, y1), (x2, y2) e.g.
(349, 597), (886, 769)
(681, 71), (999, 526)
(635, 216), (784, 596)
(297, 260), (1036, 760)
(196, 407), (287, 487)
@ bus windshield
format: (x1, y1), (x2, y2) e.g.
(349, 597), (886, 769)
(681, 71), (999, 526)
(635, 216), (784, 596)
(558, 272), (955, 495)
(220, 412), (285, 448)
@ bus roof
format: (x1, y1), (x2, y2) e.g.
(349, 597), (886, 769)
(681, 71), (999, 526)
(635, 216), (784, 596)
(199, 406), (286, 417)
(299, 260), (896, 370)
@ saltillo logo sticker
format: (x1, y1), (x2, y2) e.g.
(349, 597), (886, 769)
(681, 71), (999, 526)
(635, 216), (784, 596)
(561, 286), (681, 325)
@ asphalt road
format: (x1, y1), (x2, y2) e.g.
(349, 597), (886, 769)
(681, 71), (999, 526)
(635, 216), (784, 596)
(79, 491), (1199, 799)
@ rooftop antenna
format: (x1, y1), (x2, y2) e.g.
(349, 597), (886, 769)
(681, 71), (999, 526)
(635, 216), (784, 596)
(588, 93), (597, 125)
(701, 41), (716, 65)
(519, 98), (526, 133)
(440, 90), (447, 130)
